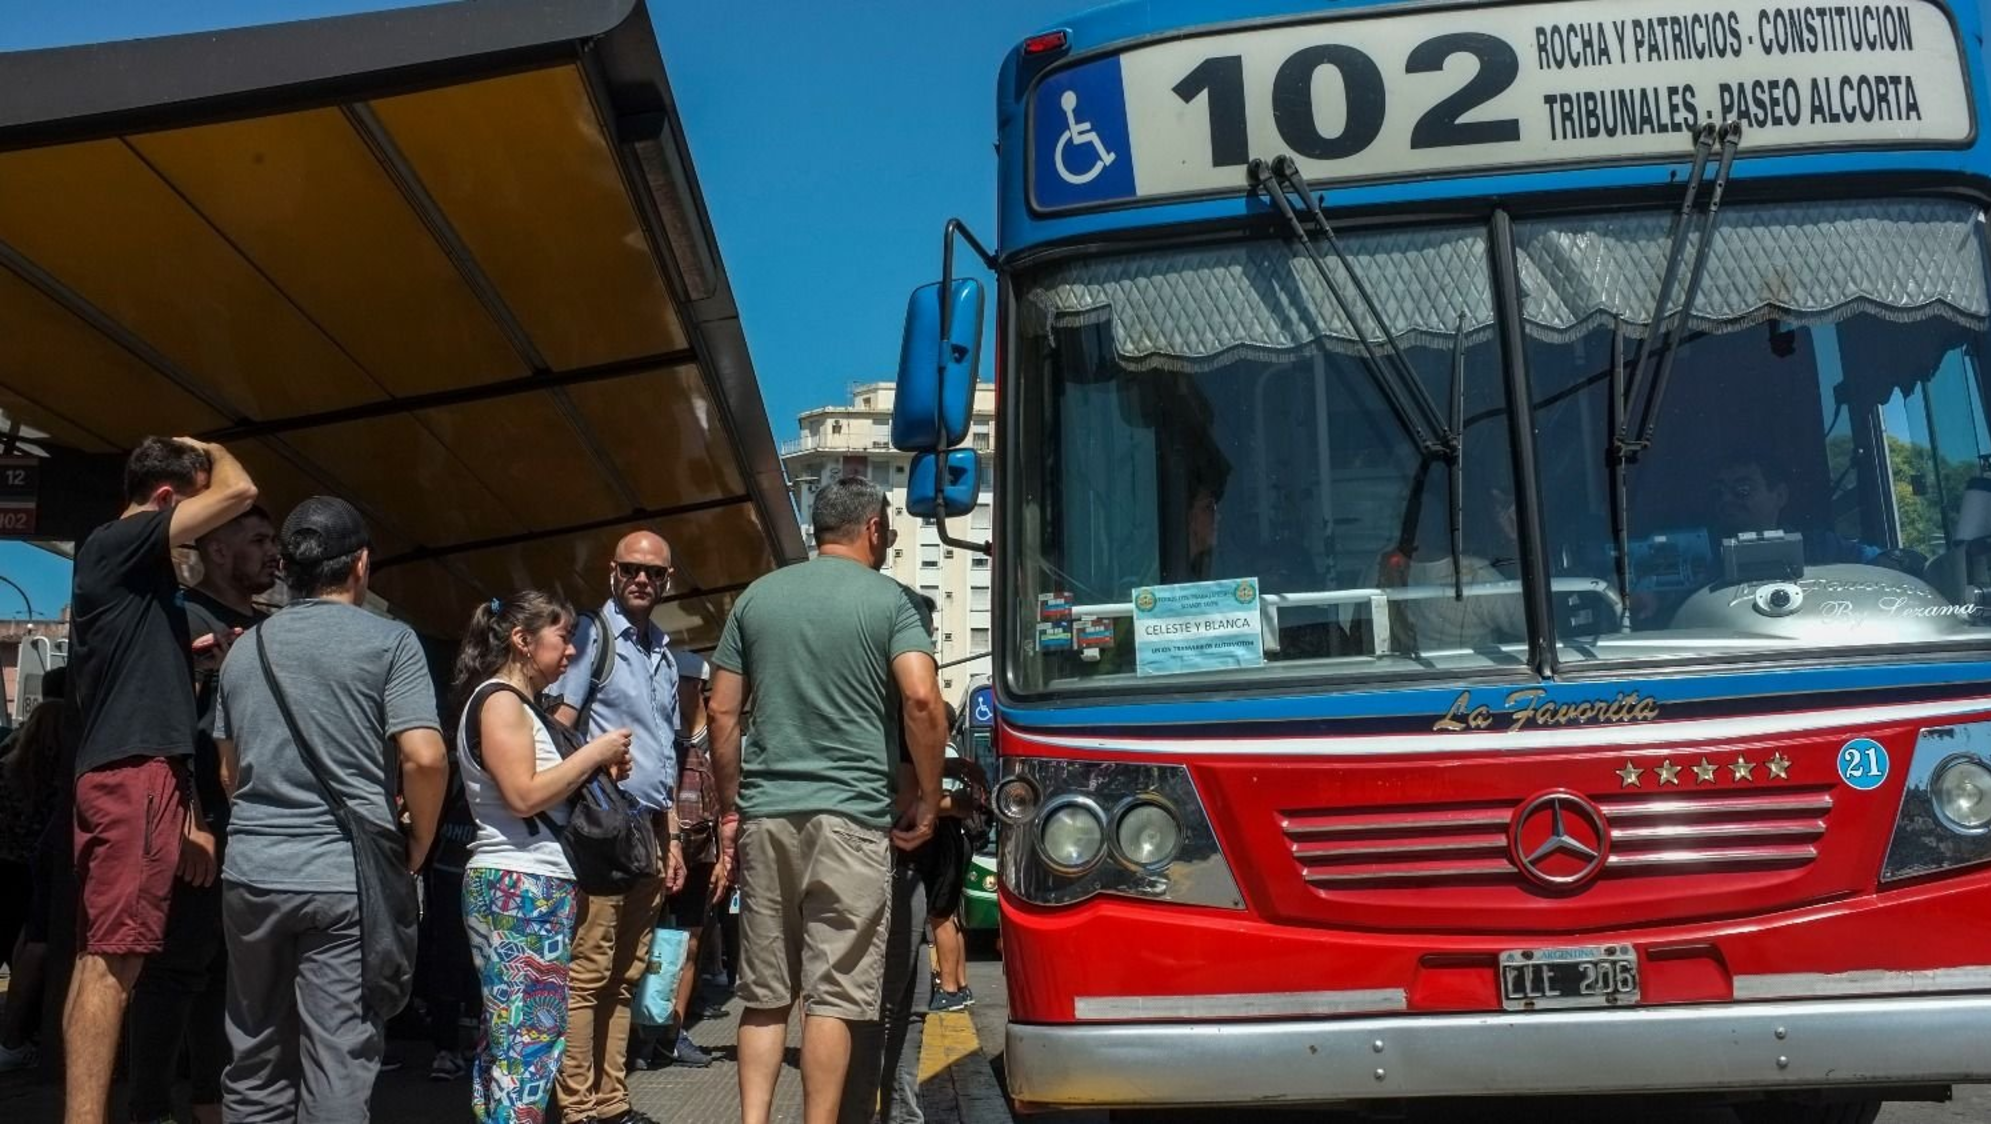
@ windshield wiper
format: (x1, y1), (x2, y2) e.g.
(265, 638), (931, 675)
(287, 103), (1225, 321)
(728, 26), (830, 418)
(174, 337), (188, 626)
(1251, 156), (1451, 459)
(1252, 155), (1469, 613)
(1608, 122), (1742, 622)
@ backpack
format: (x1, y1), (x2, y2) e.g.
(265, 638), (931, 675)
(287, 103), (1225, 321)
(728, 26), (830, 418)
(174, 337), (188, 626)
(565, 608), (616, 722)
(462, 681), (659, 896)
(674, 729), (719, 860)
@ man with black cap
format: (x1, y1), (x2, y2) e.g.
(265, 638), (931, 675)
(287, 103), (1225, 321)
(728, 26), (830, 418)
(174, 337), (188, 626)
(211, 496), (448, 1122)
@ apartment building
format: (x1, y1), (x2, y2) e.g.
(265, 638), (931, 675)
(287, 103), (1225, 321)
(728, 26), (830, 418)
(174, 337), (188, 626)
(781, 381), (995, 697)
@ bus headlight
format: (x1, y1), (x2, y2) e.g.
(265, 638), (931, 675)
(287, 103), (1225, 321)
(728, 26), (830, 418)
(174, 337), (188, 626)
(1932, 757), (1991, 834)
(1037, 797), (1107, 874)
(1884, 724), (1991, 881)
(1113, 801), (1183, 869)
(998, 758), (1242, 911)
(995, 776), (1039, 822)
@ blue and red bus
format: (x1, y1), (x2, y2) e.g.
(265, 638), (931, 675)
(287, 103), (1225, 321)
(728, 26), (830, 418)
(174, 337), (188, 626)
(891, 0), (1991, 1117)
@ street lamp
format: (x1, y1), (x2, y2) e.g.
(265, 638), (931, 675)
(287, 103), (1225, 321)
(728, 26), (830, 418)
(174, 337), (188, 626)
(0, 574), (34, 620)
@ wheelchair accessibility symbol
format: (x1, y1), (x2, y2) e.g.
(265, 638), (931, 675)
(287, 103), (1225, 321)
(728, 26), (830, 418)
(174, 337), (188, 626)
(1054, 90), (1117, 186)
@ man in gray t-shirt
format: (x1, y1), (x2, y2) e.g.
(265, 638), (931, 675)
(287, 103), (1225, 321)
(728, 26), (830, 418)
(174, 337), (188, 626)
(212, 497), (447, 1123)
(217, 601), (438, 890)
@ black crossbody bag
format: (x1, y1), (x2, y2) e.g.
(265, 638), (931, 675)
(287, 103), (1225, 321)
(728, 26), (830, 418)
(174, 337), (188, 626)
(254, 629), (421, 1021)
(462, 680), (660, 895)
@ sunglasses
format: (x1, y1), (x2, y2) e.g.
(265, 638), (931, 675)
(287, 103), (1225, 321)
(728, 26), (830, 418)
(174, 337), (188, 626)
(615, 561), (675, 587)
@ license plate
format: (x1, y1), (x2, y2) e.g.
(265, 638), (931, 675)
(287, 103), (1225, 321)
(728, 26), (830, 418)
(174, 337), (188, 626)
(1498, 945), (1639, 1011)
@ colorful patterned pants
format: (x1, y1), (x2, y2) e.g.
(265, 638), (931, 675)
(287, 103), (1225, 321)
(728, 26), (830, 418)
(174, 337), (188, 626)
(464, 868), (578, 1124)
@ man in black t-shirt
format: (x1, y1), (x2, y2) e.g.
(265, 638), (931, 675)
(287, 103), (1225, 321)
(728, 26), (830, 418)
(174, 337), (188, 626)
(128, 505), (275, 1124)
(64, 436), (256, 1124)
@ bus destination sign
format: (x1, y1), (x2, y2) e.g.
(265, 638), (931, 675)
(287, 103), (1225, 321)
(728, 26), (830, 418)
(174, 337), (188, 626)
(1029, 0), (1970, 210)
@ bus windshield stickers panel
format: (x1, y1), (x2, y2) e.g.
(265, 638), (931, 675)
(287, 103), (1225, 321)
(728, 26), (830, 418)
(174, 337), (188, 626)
(1029, 0), (1970, 210)
(1132, 578), (1266, 677)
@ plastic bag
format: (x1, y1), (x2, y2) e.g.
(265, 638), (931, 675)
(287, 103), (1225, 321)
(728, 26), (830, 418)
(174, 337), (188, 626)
(634, 927), (691, 1027)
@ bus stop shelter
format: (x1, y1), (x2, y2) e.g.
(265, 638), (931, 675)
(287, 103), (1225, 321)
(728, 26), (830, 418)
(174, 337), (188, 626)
(0, 0), (804, 650)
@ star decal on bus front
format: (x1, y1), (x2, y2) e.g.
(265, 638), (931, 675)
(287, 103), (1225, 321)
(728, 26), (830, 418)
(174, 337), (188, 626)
(1615, 760), (1644, 788)
(1767, 752), (1792, 779)
(1731, 755), (1757, 782)
(1692, 757), (1719, 784)
(1655, 759), (1682, 786)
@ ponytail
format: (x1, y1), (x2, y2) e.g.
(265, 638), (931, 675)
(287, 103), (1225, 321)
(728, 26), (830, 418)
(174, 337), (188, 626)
(450, 590), (574, 713)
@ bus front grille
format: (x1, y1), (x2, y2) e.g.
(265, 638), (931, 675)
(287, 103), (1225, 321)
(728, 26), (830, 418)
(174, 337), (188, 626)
(1282, 787), (1833, 887)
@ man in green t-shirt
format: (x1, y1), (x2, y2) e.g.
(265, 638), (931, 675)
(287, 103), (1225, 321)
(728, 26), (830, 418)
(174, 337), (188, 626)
(710, 475), (946, 1124)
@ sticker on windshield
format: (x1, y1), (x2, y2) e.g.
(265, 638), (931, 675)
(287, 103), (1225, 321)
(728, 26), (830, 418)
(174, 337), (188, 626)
(1076, 617), (1116, 650)
(1036, 620), (1074, 652)
(1132, 577), (1264, 677)
(1837, 737), (1890, 790)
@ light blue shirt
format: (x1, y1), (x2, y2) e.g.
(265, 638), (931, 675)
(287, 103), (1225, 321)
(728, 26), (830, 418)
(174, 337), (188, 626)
(554, 599), (679, 812)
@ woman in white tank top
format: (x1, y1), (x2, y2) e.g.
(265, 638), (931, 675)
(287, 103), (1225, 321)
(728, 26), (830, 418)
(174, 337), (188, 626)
(449, 592), (632, 1124)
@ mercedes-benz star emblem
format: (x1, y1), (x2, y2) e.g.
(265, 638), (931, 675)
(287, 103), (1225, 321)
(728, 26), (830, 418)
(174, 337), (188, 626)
(1509, 791), (1611, 889)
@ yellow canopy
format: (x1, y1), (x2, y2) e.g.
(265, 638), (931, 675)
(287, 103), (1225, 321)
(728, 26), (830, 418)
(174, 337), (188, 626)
(0, 0), (803, 648)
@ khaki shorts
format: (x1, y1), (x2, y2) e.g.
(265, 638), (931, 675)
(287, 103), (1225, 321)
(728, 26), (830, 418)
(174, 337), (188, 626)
(736, 813), (893, 1020)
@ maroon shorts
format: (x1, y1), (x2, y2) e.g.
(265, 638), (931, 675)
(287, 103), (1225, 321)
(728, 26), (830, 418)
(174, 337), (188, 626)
(73, 755), (188, 956)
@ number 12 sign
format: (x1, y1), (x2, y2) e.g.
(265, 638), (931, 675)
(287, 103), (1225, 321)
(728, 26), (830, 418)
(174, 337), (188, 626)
(1029, 0), (1969, 211)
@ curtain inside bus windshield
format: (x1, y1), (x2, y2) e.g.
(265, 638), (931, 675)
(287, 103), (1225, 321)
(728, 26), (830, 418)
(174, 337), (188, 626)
(1022, 201), (1988, 370)
(1058, 335), (1161, 604)
(1022, 225), (1495, 372)
(1514, 198), (1990, 342)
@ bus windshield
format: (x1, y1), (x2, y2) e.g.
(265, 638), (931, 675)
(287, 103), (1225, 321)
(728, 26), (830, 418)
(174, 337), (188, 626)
(1010, 197), (1991, 694)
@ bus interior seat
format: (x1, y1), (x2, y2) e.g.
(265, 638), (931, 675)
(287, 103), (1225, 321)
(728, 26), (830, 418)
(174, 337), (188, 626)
(1924, 477), (1991, 607)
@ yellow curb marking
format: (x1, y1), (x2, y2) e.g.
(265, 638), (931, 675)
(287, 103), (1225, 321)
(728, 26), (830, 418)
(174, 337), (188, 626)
(918, 1009), (981, 1084)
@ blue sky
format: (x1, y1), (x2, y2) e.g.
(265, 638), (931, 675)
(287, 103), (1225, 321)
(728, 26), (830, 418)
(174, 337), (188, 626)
(0, 0), (1075, 616)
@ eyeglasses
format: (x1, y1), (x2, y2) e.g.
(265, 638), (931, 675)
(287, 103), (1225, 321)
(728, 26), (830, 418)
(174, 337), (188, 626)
(615, 561), (675, 588)
(1710, 478), (1759, 499)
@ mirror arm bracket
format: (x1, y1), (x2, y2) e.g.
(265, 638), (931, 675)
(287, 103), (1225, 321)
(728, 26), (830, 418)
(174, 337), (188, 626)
(940, 528), (992, 555)
(935, 218), (998, 558)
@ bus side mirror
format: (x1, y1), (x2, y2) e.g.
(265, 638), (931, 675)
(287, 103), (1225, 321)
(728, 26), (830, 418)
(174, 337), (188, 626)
(906, 449), (981, 519)
(891, 279), (982, 453)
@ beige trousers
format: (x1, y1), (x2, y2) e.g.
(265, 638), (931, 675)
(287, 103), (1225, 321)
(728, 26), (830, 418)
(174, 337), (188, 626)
(555, 871), (666, 1120)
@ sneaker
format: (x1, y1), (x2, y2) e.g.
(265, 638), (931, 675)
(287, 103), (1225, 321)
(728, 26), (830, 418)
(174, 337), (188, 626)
(928, 987), (974, 1013)
(0, 1040), (35, 1074)
(670, 1033), (712, 1068)
(428, 1050), (467, 1081)
(380, 1051), (405, 1073)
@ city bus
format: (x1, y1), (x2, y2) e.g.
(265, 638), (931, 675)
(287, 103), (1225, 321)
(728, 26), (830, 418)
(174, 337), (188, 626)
(889, 0), (1991, 1118)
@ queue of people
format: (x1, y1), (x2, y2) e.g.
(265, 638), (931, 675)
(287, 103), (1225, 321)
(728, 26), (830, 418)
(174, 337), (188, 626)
(0, 441), (974, 1124)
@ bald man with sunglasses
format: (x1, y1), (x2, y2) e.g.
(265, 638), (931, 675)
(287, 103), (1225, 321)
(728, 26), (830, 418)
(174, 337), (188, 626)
(551, 531), (687, 1124)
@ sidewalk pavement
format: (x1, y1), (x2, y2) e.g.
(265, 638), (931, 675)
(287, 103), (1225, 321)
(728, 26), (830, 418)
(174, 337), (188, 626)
(0, 988), (1010, 1124)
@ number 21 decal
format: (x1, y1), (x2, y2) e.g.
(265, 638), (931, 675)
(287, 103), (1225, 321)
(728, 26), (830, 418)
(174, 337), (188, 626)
(1837, 738), (1890, 791)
